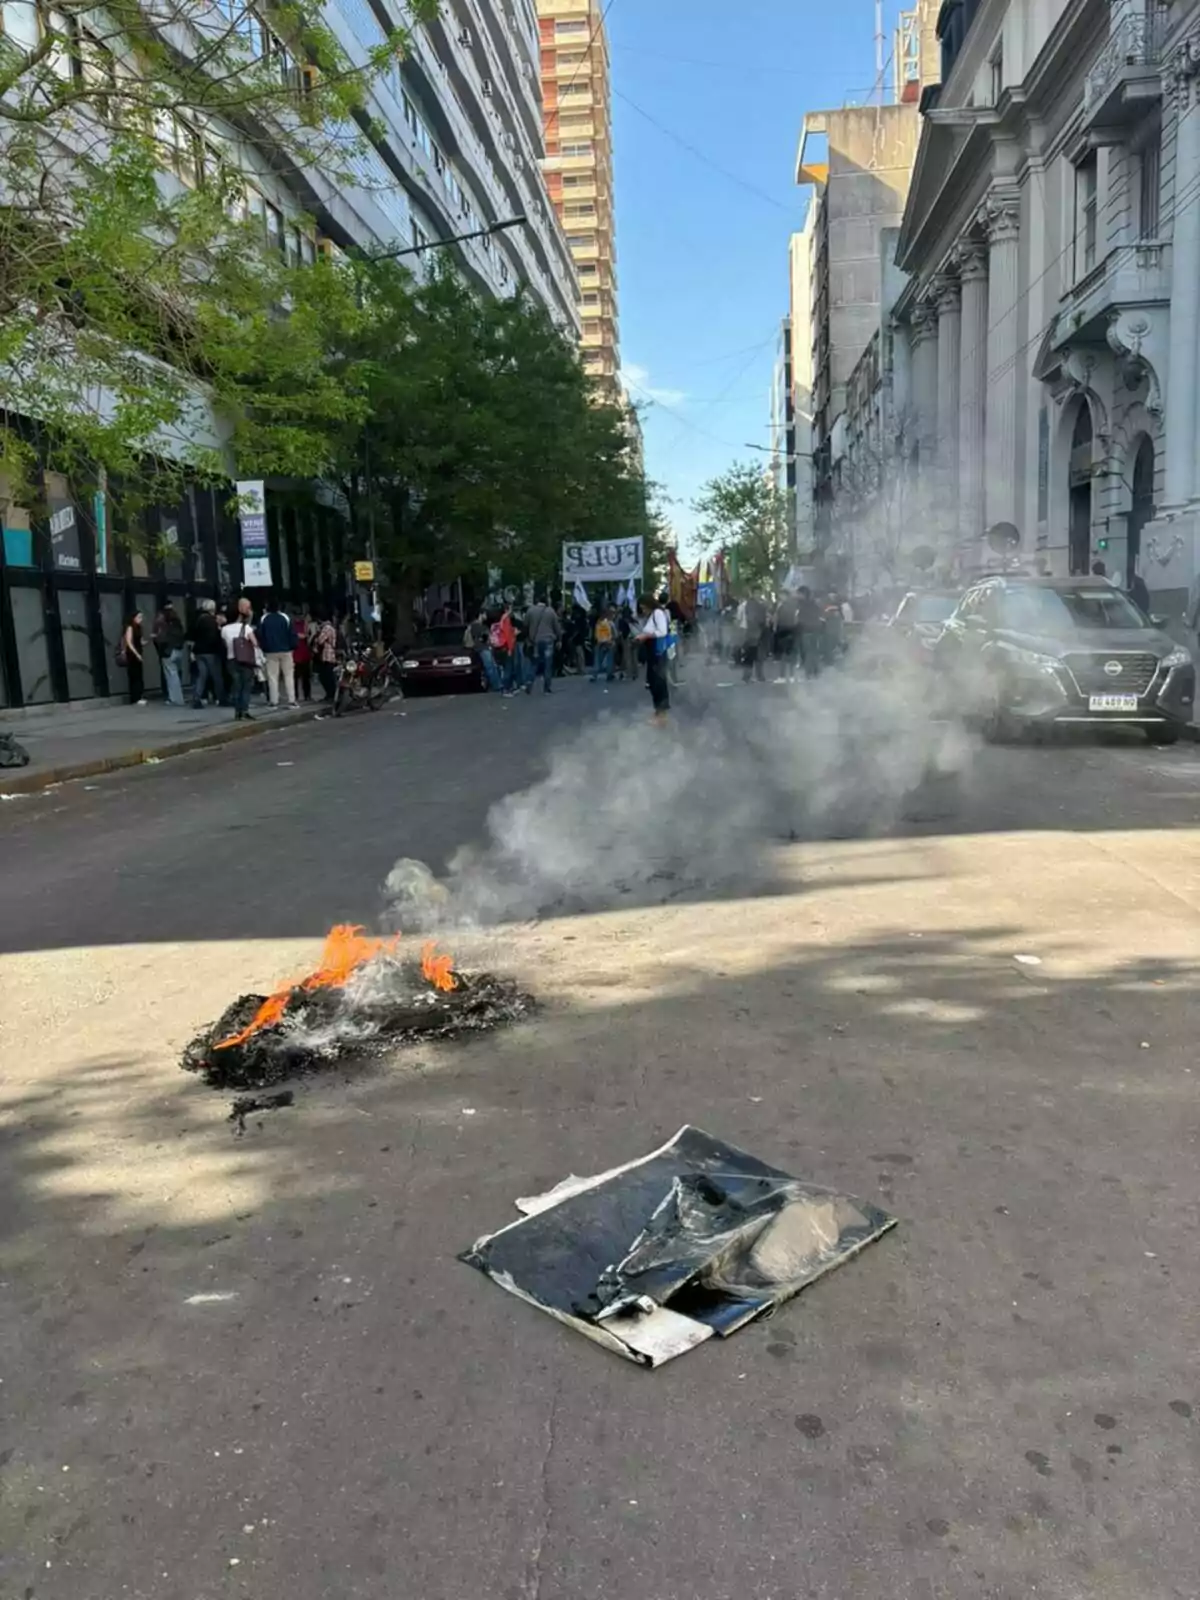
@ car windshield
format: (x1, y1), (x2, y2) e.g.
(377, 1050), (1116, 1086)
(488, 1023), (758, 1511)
(419, 626), (469, 648)
(998, 586), (1151, 634)
(898, 593), (958, 624)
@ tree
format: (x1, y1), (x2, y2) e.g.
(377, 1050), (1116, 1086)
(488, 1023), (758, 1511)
(693, 461), (789, 595)
(326, 261), (654, 621)
(0, 0), (436, 507)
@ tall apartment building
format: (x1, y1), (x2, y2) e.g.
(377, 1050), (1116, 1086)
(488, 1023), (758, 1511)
(0, 0), (580, 708)
(794, 0), (939, 551)
(536, 0), (621, 396)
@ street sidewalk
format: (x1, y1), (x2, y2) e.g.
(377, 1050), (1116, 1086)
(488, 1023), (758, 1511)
(0, 696), (325, 795)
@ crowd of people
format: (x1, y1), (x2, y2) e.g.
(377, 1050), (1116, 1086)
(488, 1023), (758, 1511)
(464, 591), (680, 719)
(118, 598), (346, 719)
(705, 588), (853, 682)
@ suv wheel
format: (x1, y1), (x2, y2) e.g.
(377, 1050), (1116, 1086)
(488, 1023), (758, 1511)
(1145, 726), (1181, 746)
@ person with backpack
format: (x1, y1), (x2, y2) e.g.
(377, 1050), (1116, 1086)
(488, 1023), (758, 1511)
(118, 609), (146, 705)
(637, 591), (671, 720)
(467, 609), (501, 692)
(590, 605), (616, 683)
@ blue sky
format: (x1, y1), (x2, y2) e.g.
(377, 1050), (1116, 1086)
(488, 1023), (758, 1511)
(609, 0), (900, 555)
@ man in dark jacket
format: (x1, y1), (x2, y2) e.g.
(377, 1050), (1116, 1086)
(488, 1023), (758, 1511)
(257, 598), (296, 707)
(796, 586), (824, 678)
(188, 599), (224, 708)
(153, 602), (186, 705)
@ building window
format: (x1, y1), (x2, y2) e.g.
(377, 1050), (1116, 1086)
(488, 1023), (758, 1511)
(1138, 131), (1161, 239)
(555, 18), (588, 33)
(1075, 152), (1098, 277)
(989, 42), (1003, 103)
(412, 221), (429, 250)
(560, 141), (592, 157)
(0, 0), (39, 51)
(264, 199), (285, 256)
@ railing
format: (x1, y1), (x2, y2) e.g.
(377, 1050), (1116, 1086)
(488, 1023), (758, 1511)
(1083, 6), (1167, 110)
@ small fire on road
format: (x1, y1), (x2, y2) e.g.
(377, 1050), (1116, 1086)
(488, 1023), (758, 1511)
(182, 923), (531, 1094)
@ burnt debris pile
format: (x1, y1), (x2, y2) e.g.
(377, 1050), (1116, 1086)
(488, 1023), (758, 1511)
(181, 924), (532, 1092)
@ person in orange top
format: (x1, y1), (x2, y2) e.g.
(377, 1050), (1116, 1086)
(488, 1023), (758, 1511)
(491, 605), (517, 695)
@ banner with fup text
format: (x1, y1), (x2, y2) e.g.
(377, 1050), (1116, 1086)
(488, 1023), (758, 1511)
(561, 538), (644, 585)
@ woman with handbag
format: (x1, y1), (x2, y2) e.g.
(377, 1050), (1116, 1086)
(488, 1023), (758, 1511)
(220, 598), (261, 721)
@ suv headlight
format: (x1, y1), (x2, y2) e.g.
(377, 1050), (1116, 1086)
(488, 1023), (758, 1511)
(1161, 646), (1192, 669)
(1009, 646), (1061, 672)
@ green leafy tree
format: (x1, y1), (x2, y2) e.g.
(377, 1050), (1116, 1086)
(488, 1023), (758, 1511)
(0, 0), (436, 508)
(694, 461), (789, 596)
(328, 261), (653, 626)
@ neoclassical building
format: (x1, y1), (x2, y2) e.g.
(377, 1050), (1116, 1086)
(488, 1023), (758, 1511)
(890, 0), (1200, 606)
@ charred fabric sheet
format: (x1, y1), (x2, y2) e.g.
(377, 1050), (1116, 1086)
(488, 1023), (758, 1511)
(181, 926), (532, 1092)
(461, 1126), (896, 1366)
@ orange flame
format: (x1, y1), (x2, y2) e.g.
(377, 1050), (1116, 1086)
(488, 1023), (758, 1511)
(421, 941), (458, 993)
(217, 924), (400, 1050)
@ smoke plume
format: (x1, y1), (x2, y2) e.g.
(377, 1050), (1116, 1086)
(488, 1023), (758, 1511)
(384, 646), (979, 930)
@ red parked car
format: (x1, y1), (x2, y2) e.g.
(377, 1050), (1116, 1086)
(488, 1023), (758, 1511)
(398, 625), (488, 694)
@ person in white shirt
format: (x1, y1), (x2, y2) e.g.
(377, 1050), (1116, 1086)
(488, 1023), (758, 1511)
(636, 592), (671, 719)
(220, 597), (260, 721)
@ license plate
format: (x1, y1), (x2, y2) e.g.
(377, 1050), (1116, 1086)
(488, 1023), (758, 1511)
(1089, 693), (1138, 711)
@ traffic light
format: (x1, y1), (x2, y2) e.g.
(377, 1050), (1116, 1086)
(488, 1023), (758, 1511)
(1096, 536), (1109, 550)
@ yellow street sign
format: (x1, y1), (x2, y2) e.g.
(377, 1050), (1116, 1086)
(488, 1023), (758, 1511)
(354, 560), (375, 583)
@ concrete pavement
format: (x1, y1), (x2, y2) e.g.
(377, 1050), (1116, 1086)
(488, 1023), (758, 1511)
(1, 676), (1199, 1600)
(0, 696), (326, 795)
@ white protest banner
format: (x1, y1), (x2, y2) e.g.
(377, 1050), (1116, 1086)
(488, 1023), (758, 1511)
(561, 537), (644, 585)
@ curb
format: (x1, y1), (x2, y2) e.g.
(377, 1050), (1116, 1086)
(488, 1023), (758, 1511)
(1, 706), (323, 795)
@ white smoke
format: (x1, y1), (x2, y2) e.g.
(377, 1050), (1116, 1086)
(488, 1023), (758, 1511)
(383, 644), (981, 931)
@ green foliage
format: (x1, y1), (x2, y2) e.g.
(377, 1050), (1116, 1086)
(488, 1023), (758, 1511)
(694, 461), (789, 596)
(332, 262), (653, 590)
(0, 0), (437, 500)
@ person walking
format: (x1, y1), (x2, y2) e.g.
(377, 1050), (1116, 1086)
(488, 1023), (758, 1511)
(590, 605), (616, 683)
(152, 601), (186, 705)
(120, 610), (146, 705)
(312, 610), (339, 701)
(257, 597), (296, 708)
(773, 590), (799, 681)
(524, 594), (561, 694)
(491, 605), (517, 694)
(292, 607), (313, 702)
(796, 586), (824, 678)
(738, 594), (768, 683)
(617, 604), (636, 680)
(468, 609), (501, 692)
(637, 592), (671, 720)
(221, 598), (260, 721)
(188, 599), (223, 708)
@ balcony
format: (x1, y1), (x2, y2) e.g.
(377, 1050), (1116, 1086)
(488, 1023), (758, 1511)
(1081, 7), (1167, 139)
(1051, 241), (1171, 350)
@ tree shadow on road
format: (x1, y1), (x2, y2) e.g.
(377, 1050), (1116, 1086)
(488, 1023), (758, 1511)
(2, 922), (1199, 1599)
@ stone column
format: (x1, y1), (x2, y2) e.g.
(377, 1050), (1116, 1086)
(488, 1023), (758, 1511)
(910, 298), (939, 486)
(1165, 36), (1200, 506)
(983, 189), (1021, 531)
(933, 272), (962, 520)
(955, 239), (989, 546)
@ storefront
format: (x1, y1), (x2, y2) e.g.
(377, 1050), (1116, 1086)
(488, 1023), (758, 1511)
(0, 472), (353, 708)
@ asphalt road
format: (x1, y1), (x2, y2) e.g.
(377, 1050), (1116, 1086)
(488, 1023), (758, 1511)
(2, 672), (1199, 1600)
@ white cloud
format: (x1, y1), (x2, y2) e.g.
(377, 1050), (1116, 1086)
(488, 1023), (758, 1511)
(620, 361), (687, 410)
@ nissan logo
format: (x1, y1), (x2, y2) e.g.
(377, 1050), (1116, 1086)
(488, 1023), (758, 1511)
(1104, 660), (1123, 677)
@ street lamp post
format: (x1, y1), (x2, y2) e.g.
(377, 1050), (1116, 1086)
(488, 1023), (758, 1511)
(368, 215), (528, 262)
